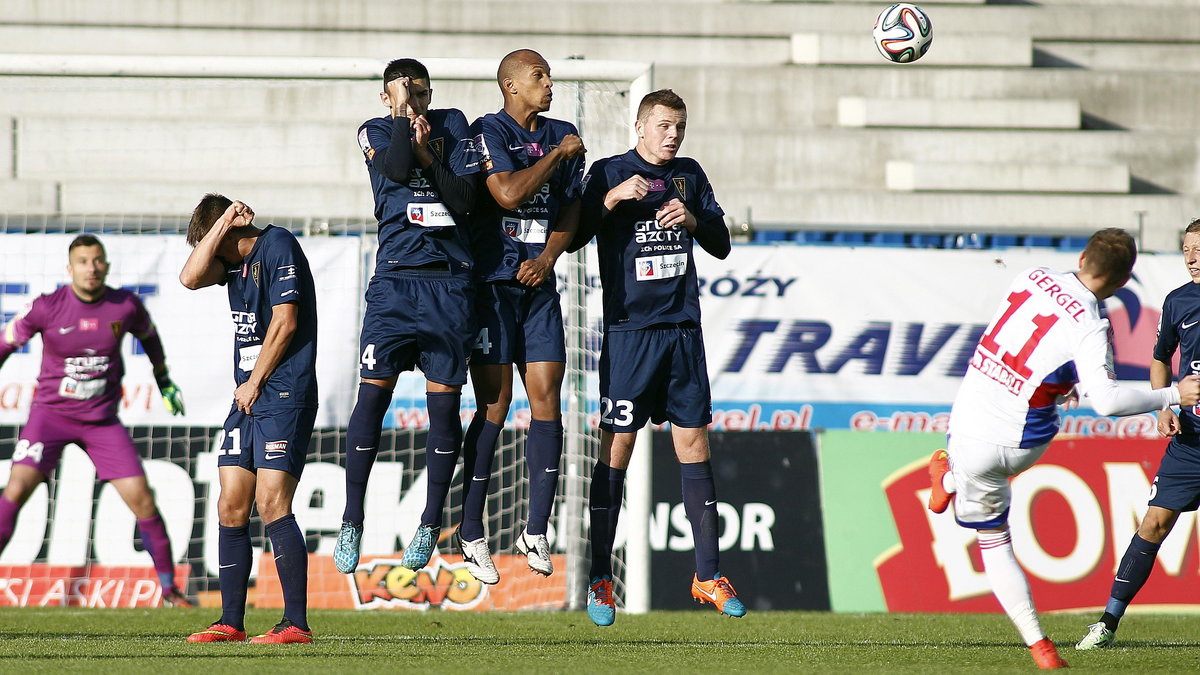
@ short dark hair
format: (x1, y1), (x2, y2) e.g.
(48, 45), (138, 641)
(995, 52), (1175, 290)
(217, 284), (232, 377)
(637, 89), (686, 122)
(187, 193), (233, 247)
(1081, 227), (1137, 281)
(383, 58), (430, 89)
(68, 233), (105, 256)
(1186, 218), (1200, 236)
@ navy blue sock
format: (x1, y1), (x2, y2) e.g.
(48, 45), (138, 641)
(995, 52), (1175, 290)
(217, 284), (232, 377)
(608, 465), (627, 548)
(460, 414), (502, 541)
(525, 418), (563, 536)
(343, 382), (391, 525)
(1102, 534), (1161, 631)
(265, 514), (309, 632)
(419, 391), (463, 526)
(588, 461), (612, 578)
(681, 460), (720, 581)
(217, 524), (252, 631)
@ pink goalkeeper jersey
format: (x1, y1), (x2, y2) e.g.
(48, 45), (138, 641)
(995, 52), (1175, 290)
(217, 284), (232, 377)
(1, 286), (155, 422)
(950, 267), (1117, 448)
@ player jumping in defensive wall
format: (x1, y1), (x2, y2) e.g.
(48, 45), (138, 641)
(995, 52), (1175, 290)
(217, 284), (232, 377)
(454, 49), (586, 580)
(180, 196), (318, 644)
(0, 234), (189, 607)
(333, 58), (481, 580)
(927, 228), (1200, 669)
(570, 89), (744, 626)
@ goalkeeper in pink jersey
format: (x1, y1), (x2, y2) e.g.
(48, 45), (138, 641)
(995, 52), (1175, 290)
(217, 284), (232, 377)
(0, 234), (189, 606)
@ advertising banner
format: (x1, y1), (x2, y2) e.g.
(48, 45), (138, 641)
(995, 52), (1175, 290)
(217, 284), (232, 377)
(820, 430), (1200, 613)
(0, 233), (362, 428)
(649, 431), (830, 611)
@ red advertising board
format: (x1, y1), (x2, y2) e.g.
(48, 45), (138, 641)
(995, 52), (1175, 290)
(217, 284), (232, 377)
(0, 564), (189, 607)
(877, 437), (1200, 612)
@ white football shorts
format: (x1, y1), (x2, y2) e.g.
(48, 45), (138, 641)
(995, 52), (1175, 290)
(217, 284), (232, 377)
(947, 435), (1050, 529)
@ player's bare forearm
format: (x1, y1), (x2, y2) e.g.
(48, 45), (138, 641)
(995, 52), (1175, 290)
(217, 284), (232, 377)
(246, 303), (298, 392)
(180, 218), (232, 289)
(486, 154), (566, 210)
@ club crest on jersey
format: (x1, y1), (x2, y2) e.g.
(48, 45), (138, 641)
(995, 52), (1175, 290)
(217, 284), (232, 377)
(251, 262), (261, 287)
(647, 179), (666, 193)
(673, 177), (687, 200)
(428, 137), (444, 161)
(502, 217), (520, 238)
(109, 321), (122, 338)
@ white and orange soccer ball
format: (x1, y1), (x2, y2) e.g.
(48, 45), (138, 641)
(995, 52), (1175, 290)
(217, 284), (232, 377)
(872, 3), (933, 63)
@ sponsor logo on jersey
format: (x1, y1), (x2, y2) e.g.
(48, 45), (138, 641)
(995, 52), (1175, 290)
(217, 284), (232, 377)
(109, 321), (122, 338)
(358, 128), (374, 160)
(502, 217), (519, 238)
(277, 265), (296, 282)
(639, 259), (655, 278)
(648, 179), (666, 193)
(408, 204), (426, 224)
(524, 142), (545, 158)
(80, 318), (98, 332)
(635, 254), (688, 282)
(673, 177), (687, 200)
(265, 440), (287, 452)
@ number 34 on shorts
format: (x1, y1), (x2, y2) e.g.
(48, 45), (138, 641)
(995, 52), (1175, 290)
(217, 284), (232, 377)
(600, 397), (634, 427)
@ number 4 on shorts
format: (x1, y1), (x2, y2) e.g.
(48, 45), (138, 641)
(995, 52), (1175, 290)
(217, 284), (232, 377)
(361, 343), (377, 370)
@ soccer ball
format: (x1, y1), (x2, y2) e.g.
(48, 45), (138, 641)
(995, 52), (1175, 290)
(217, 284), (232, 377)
(872, 3), (933, 63)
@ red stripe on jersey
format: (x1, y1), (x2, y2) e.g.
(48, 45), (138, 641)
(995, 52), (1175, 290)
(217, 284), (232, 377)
(1028, 380), (1074, 409)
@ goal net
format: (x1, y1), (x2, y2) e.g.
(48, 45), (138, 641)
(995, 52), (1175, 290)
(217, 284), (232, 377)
(0, 55), (651, 612)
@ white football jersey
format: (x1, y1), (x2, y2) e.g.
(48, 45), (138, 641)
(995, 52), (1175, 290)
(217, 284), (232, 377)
(950, 267), (1167, 448)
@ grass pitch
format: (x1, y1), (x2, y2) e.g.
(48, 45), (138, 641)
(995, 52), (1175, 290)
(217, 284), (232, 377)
(0, 607), (1198, 672)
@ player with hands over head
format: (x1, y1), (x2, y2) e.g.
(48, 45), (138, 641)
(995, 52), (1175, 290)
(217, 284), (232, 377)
(180, 195), (318, 644)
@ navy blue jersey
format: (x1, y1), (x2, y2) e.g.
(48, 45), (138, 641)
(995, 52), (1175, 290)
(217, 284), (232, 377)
(222, 225), (318, 411)
(1155, 281), (1200, 434)
(463, 110), (585, 282)
(358, 109), (475, 274)
(579, 150), (727, 331)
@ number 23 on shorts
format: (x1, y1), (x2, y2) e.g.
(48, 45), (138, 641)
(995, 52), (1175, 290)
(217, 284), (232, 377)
(601, 397), (634, 427)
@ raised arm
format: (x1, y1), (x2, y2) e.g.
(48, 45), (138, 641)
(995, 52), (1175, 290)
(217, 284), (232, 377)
(180, 201), (251, 289)
(486, 134), (585, 210)
(1076, 324), (1189, 415)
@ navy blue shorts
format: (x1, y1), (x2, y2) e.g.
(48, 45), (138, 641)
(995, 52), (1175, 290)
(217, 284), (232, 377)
(472, 278), (565, 365)
(598, 325), (712, 433)
(358, 269), (475, 385)
(216, 405), (316, 479)
(1148, 436), (1200, 512)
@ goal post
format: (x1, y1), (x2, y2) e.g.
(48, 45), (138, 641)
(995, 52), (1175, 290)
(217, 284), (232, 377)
(0, 53), (654, 612)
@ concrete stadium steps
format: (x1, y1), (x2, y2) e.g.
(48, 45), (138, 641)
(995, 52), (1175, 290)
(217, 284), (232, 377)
(837, 98), (1080, 130)
(0, 25), (791, 66)
(1035, 41), (1200, 72)
(885, 161), (1130, 194)
(10, 1), (1200, 42)
(14, 117), (366, 184)
(791, 33), (1030, 67)
(0, 178), (372, 220)
(717, 189), (1190, 250)
(683, 128), (1200, 193)
(656, 65), (1200, 133)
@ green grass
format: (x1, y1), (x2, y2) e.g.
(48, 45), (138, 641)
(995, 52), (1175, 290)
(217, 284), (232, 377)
(0, 608), (1198, 672)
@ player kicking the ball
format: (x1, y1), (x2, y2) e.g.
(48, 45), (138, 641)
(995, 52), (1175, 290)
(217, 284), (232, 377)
(1075, 219), (1200, 651)
(927, 228), (1200, 668)
(571, 89), (743, 626)
(181, 195), (318, 644)
(0, 234), (189, 606)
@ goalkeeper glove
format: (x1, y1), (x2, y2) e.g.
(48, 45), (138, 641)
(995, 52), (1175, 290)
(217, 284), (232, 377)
(156, 371), (186, 416)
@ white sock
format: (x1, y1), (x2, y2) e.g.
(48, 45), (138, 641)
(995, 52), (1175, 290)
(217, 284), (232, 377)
(942, 472), (956, 494)
(978, 529), (1044, 647)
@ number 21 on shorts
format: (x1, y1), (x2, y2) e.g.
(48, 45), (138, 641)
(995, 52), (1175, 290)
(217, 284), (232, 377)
(601, 397), (634, 427)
